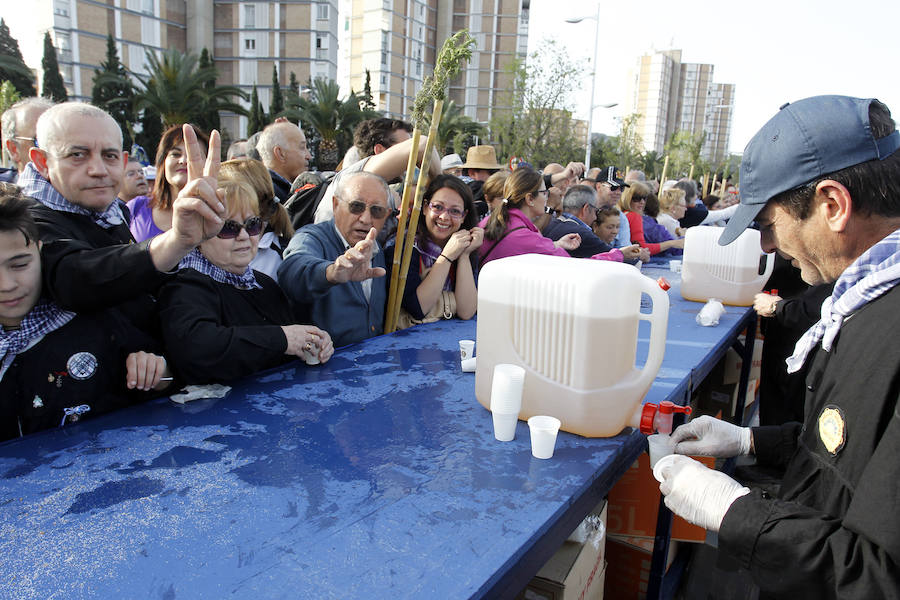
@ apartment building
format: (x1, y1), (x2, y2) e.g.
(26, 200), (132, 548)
(625, 49), (735, 165)
(13, 0), (338, 139)
(345, 0), (529, 126)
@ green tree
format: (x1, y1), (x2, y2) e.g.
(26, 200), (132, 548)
(289, 71), (299, 96)
(196, 48), (221, 134)
(361, 69), (375, 111)
(99, 48), (246, 129)
(134, 105), (163, 159)
(638, 150), (665, 180)
(284, 77), (378, 170)
(611, 113), (643, 170)
(664, 130), (707, 179)
(247, 84), (265, 137)
(92, 35), (135, 149)
(269, 64), (284, 118)
(41, 32), (67, 102)
(423, 100), (485, 156)
(0, 80), (21, 114)
(489, 40), (583, 166)
(0, 19), (36, 97)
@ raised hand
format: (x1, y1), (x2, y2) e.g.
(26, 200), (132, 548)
(171, 125), (226, 247)
(464, 226), (484, 255)
(325, 227), (387, 284)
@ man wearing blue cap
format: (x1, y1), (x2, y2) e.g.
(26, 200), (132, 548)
(657, 96), (900, 598)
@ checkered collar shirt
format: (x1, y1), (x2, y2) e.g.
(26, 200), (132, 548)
(18, 162), (125, 229)
(1, 300), (75, 379)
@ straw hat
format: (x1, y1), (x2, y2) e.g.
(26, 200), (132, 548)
(462, 145), (503, 170)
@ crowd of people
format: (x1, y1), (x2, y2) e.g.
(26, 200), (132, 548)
(0, 99), (735, 439)
(2, 93), (899, 598)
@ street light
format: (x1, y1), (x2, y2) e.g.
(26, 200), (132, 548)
(566, 5), (604, 170)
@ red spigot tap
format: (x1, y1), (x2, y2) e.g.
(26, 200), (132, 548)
(639, 401), (692, 435)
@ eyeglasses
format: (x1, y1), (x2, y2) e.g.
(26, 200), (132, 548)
(535, 189), (549, 197)
(217, 216), (264, 239)
(631, 196), (648, 203)
(345, 200), (390, 219)
(427, 201), (466, 220)
(12, 136), (36, 146)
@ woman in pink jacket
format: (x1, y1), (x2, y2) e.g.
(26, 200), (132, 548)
(478, 166), (624, 265)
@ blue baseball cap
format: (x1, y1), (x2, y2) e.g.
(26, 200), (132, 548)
(718, 95), (900, 246)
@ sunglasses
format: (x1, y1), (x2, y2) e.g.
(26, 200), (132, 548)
(217, 216), (264, 239)
(345, 200), (390, 219)
(427, 201), (466, 220)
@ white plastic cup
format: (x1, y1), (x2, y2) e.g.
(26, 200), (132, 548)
(669, 260), (682, 273)
(528, 416), (561, 459)
(461, 357), (477, 372)
(490, 364), (525, 414)
(647, 434), (677, 468)
(492, 412), (519, 442)
(459, 339), (475, 361)
(302, 347), (320, 365)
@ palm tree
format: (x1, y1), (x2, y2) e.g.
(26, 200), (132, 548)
(424, 100), (486, 156)
(638, 151), (665, 180)
(284, 77), (379, 170)
(98, 49), (247, 129)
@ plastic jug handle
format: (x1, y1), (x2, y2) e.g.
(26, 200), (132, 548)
(635, 275), (670, 390)
(756, 252), (776, 285)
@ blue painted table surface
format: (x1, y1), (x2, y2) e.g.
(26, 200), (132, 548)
(0, 269), (753, 600)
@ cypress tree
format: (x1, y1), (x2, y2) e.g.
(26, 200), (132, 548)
(197, 47), (220, 133)
(247, 84), (262, 137)
(0, 19), (36, 97)
(362, 69), (375, 111)
(270, 64), (284, 118)
(289, 71), (299, 96)
(41, 32), (67, 102)
(91, 35), (134, 149)
(135, 106), (163, 161)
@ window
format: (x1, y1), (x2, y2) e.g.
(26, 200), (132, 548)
(142, 0), (153, 15)
(244, 5), (255, 28)
(245, 38), (256, 50)
(317, 3), (329, 20)
(316, 35), (328, 60)
(54, 0), (69, 17)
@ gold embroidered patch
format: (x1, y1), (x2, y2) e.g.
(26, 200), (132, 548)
(818, 406), (846, 455)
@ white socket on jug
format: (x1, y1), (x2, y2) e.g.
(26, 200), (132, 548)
(680, 226), (775, 306)
(474, 255), (669, 438)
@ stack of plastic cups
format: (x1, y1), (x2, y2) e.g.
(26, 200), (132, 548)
(490, 364), (525, 441)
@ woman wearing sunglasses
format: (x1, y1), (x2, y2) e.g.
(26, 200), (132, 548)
(618, 181), (685, 256)
(479, 166), (624, 266)
(158, 175), (334, 384)
(127, 124), (209, 242)
(385, 174), (482, 328)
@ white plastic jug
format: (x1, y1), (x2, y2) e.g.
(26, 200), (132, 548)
(475, 255), (669, 437)
(680, 226), (774, 306)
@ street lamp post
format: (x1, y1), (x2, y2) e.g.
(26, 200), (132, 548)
(566, 4), (604, 170)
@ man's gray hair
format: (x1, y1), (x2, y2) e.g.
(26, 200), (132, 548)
(674, 178), (698, 203)
(1, 97), (55, 142)
(257, 122), (301, 165)
(333, 170), (390, 205)
(36, 102), (122, 155)
(562, 184), (597, 212)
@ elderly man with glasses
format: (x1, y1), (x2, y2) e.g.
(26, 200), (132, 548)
(279, 171), (392, 347)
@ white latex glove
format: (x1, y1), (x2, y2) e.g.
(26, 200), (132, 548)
(656, 454), (750, 532)
(670, 415), (752, 458)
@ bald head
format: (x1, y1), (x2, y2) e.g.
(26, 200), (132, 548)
(257, 122), (312, 181)
(36, 102), (122, 156)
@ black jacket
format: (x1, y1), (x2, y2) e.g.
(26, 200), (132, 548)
(26, 200), (168, 336)
(719, 283), (900, 599)
(157, 269), (297, 384)
(0, 309), (163, 440)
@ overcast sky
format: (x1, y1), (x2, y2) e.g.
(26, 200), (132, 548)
(527, 0), (900, 154)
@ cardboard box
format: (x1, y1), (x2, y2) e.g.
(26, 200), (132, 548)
(518, 502), (608, 600)
(722, 336), (763, 385)
(604, 536), (677, 600)
(606, 453), (715, 543)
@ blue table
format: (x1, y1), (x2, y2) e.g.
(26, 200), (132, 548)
(0, 269), (755, 600)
